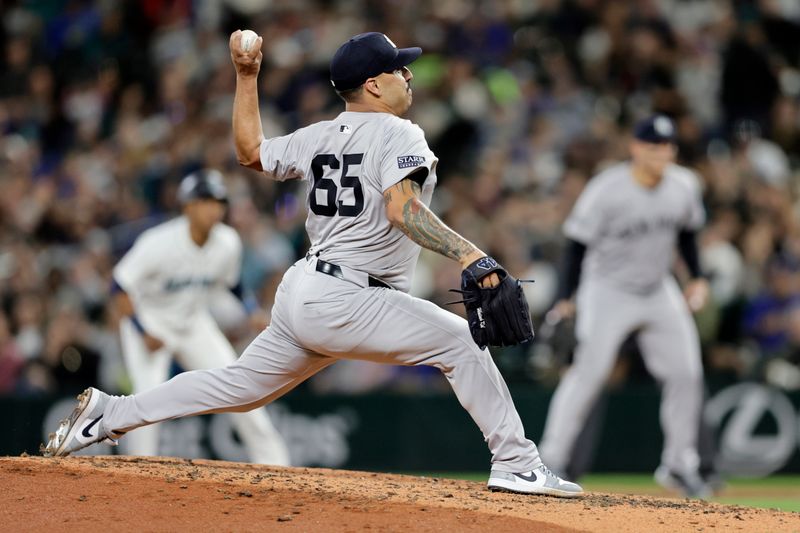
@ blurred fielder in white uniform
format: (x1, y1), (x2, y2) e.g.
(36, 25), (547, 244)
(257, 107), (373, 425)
(539, 116), (711, 497)
(112, 169), (289, 465)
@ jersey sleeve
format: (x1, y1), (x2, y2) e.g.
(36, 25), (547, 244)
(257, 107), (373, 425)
(112, 233), (159, 291)
(259, 131), (307, 182)
(563, 178), (606, 244)
(378, 120), (436, 192)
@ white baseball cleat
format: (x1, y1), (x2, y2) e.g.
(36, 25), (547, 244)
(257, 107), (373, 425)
(41, 387), (117, 457)
(487, 464), (584, 497)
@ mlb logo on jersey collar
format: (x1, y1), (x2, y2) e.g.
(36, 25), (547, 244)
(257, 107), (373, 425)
(339, 125), (352, 134)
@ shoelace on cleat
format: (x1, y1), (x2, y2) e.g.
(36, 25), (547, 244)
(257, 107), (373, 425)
(538, 465), (557, 479)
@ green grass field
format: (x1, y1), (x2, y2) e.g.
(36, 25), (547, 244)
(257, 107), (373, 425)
(407, 472), (800, 513)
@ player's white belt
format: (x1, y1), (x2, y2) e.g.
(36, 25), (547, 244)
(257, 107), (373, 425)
(306, 254), (393, 290)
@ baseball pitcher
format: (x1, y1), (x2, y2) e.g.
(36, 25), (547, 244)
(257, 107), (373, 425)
(112, 169), (289, 465)
(43, 32), (581, 497)
(539, 116), (711, 497)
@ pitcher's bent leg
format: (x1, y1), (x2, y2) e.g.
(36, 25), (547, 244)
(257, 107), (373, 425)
(102, 327), (333, 438)
(427, 334), (540, 472)
(380, 296), (540, 472)
(299, 287), (541, 473)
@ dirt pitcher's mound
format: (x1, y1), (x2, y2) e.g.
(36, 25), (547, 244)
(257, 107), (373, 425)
(2, 456), (797, 532)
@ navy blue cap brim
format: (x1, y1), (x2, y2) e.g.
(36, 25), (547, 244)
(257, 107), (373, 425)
(388, 47), (422, 70)
(634, 133), (676, 144)
(192, 192), (228, 203)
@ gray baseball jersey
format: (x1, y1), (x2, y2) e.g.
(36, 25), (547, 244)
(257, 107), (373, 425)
(540, 161), (705, 477)
(564, 162), (704, 293)
(101, 110), (545, 475)
(260, 111), (437, 292)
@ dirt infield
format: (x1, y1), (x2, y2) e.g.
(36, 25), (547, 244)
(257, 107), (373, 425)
(2, 456), (798, 532)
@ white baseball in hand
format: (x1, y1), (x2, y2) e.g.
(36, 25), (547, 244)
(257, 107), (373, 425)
(240, 29), (259, 52)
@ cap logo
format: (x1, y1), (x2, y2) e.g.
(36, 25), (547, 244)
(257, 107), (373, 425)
(382, 34), (397, 49)
(654, 116), (674, 137)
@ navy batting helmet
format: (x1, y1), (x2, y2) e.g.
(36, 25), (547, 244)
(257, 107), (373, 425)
(177, 169), (228, 205)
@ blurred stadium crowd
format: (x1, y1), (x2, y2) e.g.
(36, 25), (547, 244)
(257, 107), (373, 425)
(1, 0), (800, 397)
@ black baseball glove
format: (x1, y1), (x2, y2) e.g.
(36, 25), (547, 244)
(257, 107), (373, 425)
(449, 256), (535, 349)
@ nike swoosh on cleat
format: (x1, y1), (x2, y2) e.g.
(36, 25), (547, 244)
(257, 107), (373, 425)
(514, 471), (538, 482)
(82, 415), (103, 439)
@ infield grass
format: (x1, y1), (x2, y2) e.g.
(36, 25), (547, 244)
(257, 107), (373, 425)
(405, 472), (800, 512)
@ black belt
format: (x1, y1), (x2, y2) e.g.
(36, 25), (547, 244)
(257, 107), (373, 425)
(314, 258), (392, 289)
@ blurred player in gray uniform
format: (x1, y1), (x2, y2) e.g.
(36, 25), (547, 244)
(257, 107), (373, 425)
(539, 116), (710, 497)
(112, 170), (289, 465)
(43, 32), (582, 497)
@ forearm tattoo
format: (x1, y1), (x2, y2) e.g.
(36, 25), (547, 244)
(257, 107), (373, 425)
(389, 180), (477, 262)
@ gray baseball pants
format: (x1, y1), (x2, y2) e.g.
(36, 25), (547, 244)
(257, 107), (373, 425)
(539, 276), (703, 475)
(103, 256), (541, 472)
